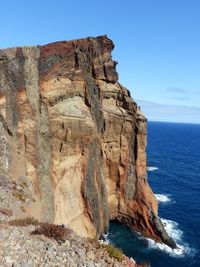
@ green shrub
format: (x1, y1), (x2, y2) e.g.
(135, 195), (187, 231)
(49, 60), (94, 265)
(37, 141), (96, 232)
(105, 244), (124, 261)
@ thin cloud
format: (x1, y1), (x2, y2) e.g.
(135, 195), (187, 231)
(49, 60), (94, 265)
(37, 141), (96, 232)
(136, 99), (200, 124)
(166, 87), (187, 93)
(169, 97), (190, 101)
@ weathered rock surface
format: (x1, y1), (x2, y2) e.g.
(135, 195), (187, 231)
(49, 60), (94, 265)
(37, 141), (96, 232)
(0, 174), (140, 267)
(0, 224), (138, 267)
(0, 35), (176, 248)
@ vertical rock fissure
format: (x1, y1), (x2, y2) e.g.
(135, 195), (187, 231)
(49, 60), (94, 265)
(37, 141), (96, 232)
(0, 49), (26, 176)
(76, 45), (104, 133)
(0, 112), (12, 136)
(0, 112), (11, 175)
(83, 139), (109, 237)
(23, 46), (55, 222)
(124, 119), (137, 201)
(1, 56), (17, 137)
(76, 41), (109, 236)
(0, 121), (9, 176)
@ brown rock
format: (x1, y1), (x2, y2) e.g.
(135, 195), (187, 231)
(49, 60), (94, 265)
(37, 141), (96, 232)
(0, 223), (9, 230)
(0, 208), (13, 217)
(0, 35), (175, 248)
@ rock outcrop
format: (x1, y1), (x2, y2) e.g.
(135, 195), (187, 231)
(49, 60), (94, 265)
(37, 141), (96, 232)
(0, 35), (176, 248)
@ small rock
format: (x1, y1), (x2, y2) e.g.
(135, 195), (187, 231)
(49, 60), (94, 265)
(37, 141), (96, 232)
(0, 208), (13, 217)
(130, 257), (136, 264)
(86, 250), (95, 261)
(71, 251), (75, 257)
(63, 240), (70, 248)
(76, 249), (85, 258)
(5, 256), (13, 264)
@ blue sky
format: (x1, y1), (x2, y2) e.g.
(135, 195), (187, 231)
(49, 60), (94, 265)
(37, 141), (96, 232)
(1, 0), (200, 123)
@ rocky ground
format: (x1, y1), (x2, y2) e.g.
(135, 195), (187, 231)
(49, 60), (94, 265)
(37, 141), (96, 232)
(0, 175), (143, 267)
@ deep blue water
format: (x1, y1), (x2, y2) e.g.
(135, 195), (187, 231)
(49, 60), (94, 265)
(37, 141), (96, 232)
(108, 121), (200, 267)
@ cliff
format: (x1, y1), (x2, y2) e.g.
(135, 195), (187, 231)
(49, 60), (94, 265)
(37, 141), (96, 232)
(0, 35), (176, 248)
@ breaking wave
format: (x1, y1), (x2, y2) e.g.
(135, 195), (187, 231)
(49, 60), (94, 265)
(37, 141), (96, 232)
(99, 233), (110, 245)
(146, 218), (195, 257)
(155, 194), (171, 203)
(147, 166), (159, 172)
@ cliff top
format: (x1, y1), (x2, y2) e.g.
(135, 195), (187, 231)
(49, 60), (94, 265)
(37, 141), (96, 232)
(0, 35), (114, 55)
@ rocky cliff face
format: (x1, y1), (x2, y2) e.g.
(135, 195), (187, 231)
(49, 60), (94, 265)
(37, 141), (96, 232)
(0, 35), (176, 248)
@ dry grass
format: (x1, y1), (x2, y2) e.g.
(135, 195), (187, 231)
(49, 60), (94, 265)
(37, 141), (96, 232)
(12, 191), (27, 202)
(8, 217), (40, 227)
(20, 206), (26, 213)
(31, 223), (72, 244)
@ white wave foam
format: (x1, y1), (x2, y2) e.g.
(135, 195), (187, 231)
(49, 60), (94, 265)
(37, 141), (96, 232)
(155, 194), (171, 203)
(147, 237), (187, 257)
(99, 233), (110, 245)
(147, 166), (158, 172)
(146, 218), (193, 257)
(161, 219), (183, 242)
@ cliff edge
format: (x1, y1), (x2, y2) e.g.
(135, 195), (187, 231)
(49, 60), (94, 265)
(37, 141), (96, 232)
(0, 35), (176, 248)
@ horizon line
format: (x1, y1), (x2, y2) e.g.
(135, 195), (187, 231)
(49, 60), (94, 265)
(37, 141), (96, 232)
(148, 120), (200, 125)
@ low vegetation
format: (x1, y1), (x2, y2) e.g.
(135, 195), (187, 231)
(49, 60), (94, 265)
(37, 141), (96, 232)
(31, 223), (73, 244)
(8, 217), (40, 227)
(12, 191), (27, 202)
(104, 244), (124, 261)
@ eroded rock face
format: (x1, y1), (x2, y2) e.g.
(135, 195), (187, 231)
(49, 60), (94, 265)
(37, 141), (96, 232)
(0, 35), (176, 248)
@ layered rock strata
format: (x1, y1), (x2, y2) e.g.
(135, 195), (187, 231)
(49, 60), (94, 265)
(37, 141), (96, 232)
(0, 35), (176, 248)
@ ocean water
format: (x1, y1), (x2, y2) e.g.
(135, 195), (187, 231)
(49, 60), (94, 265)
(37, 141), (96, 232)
(108, 121), (200, 267)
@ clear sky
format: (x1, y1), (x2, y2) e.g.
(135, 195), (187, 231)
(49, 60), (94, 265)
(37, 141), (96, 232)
(1, 0), (200, 123)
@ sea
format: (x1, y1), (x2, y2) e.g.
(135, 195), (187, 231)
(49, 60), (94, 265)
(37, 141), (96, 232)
(108, 121), (200, 267)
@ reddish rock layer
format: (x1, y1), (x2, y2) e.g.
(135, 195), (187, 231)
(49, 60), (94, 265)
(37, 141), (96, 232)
(0, 35), (176, 248)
